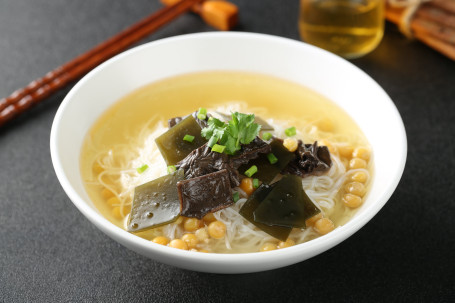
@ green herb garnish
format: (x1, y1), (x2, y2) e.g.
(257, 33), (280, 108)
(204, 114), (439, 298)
(201, 112), (261, 155)
(285, 126), (296, 137)
(136, 164), (148, 174)
(233, 191), (240, 202)
(253, 178), (259, 188)
(244, 165), (258, 177)
(197, 107), (207, 120)
(183, 134), (195, 143)
(167, 165), (176, 174)
(262, 132), (273, 141)
(267, 153), (278, 164)
(207, 135), (218, 148)
(212, 144), (226, 153)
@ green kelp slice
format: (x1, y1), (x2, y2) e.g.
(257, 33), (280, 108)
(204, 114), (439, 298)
(127, 169), (184, 232)
(238, 138), (295, 184)
(155, 115), (207, 165)
(239, 183), (292, 241)
(253, 175), (320, 228)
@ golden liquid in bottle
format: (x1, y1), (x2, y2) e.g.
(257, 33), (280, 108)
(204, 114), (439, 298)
(299, 0), (384, 58)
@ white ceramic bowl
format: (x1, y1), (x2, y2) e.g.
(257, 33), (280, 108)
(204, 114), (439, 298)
(50, 32), (406, 274)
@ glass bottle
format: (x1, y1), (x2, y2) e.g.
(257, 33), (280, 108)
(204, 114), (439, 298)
(299, 0), (385, 58)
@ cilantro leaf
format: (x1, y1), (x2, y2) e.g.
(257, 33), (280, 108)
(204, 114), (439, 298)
(201, 111), (261, 155)
(243, 122), (261, 144)
(224, 136), (237, 155)
(201, 117), (227, 147)
(233, 112), (260, 145)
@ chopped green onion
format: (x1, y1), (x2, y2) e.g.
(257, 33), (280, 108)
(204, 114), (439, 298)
(197, 107), (207, 120)
(183, 134), (195, 143)
(285, 126), (297, 137)
(207, 136), (218, 148)
(262, 132), (273, 141)
(136, 164), (148, 174)
(253, 178), (259, 188)
(167, 165), (176, 174)
(212, 144), (226, 153)
(233, 191), (240, 203)
(244, 165), (258, 177)
(267, 153), (278, 164)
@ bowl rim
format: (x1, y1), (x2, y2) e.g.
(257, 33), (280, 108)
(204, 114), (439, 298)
(50, 31), (407, 271)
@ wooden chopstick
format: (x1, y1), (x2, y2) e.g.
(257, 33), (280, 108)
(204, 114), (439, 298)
(0, 0), (204, 127)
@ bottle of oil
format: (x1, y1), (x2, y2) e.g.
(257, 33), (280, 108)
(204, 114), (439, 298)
(299, 0), (384, 59)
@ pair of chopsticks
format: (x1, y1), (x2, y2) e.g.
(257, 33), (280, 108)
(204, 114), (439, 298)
(0, 0), (238, 128)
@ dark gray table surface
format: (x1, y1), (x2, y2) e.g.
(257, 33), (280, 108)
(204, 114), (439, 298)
(1, 0), (454, 302)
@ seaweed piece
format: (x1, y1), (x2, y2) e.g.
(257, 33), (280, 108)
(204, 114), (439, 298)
(231, 137), (271, 167)
(239, 183), (292, 241)
(216, 112), (274, 131)
(177, 169), (233, 219)
(177, 137), (270, 187)
(127, 169), (184, 232)
(282, 141), (332, 177)
(238, 138), (295, 184)
(156, 115), (207, 165)
(168, 111), (210, 129)
(253, 175), (320, 228)
(177, 144), (241, 187)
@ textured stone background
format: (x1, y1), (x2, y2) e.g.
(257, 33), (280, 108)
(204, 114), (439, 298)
(0, 0), (454, 301)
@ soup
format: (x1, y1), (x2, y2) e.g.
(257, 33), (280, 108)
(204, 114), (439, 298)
(80, 71), (372, 253)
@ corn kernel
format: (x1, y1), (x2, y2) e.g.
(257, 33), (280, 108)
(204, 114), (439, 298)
(152, 236), (169, 246)
(260, 242), (277, 252)
(338, 145), (354, 158)
(283, 138), (298, 152)
(305, 213), (323, 227)
(352, 147), (371, 161)
(240, 178), (255, 196)
(202, 213), (216, 223)
(184, 218), (201, 232)
(168, 239), (188, 250)
(208, 221), (226, 239)
(349, 158), (367, 169)
(342, 193), (363, 208)
(278, 239), (295, 249)
(345, 182), (366, 196)
(181, 234), (199, 249)
(195, 228), (209, 242)
(351, 171), (368, 183)
(314, 218), (335, 235)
